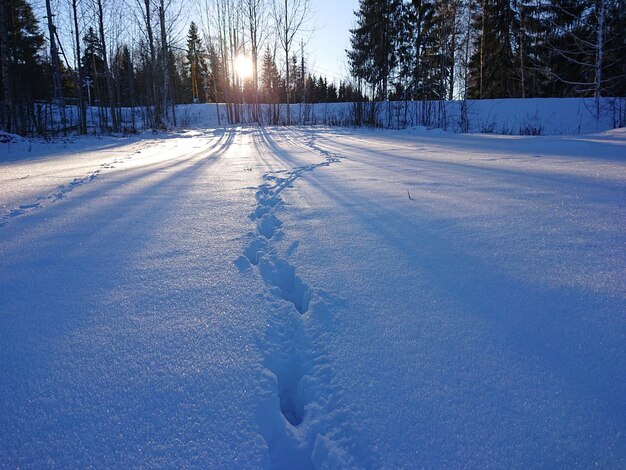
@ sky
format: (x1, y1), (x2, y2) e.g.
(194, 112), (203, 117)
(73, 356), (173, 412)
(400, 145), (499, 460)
(305, 0), (359, 84)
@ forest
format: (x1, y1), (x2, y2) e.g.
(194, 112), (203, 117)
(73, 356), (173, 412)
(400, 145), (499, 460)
(0, 0), (624, 136)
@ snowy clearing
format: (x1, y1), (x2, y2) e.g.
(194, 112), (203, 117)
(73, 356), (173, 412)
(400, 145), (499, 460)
(1, 126), (625, 468)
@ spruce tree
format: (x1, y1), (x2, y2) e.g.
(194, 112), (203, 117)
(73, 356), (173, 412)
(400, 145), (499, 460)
(260, 47), (283, 123)
(511, 0), (550, 98)
(186, 22), (207, 103)
(348, 0), (403, 100)
(468, 0), (517, 98)
(417, 1), (443, 99)
(289, 54), (302, 103)
(546, 0), (625, 99)
(207, 43), (224, 104)
(81, 27), (106, 105)
(327, 82), (338, 103)
(603, 0), (626, 96)
(113, 45), (135, 107)
(305, 74), (316, 102)
(261, 47), (281, 103)
(0, 0), (46, 134)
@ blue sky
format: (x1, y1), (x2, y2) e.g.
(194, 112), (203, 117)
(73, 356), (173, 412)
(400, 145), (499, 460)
(306, 0), (359, 84)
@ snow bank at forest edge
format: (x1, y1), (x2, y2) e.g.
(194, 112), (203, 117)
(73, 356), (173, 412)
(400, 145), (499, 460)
(7, 96), (624, 139)
(178, 97), (625, 134)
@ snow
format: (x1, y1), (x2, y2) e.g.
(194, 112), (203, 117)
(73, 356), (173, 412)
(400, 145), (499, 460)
(177, 97), (626, 134)
(1, 124), (625, 467)
(33, 97), (626, 136)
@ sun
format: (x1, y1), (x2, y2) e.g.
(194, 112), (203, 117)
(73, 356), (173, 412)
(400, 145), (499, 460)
(235, 54), (253, 80)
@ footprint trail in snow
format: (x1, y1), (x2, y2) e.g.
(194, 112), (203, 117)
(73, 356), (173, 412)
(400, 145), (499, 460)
(237, 144), (358, 468)
(0, 170), (102, 226)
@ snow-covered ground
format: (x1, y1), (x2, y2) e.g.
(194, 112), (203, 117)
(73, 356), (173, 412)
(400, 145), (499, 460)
(177, 97), (626, 134)
(25, 96), (626, 136)
(1, 126), (625, 467)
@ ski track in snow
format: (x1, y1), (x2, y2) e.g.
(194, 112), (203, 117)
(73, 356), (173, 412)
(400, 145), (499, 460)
(235, 136), (357, 468)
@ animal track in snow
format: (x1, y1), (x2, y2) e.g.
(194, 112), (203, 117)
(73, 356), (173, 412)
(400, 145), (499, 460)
(259, 258), (311, 315)
(0, 170), (102, 226)
(0, 144), (143, 227)
(301, 134), (342, 164)
(258, 213), (282, 240)
(237, 143), (355, 467)
(242, 236), (267, 266)
(274, 356), (308, 426)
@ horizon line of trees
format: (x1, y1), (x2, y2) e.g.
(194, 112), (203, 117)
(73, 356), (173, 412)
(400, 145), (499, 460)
(1, 0), (624, 137)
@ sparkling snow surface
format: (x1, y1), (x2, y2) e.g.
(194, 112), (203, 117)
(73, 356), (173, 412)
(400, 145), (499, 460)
(1, 127), (625, 468)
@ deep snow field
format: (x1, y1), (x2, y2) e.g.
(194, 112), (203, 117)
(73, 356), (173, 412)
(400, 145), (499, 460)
(1, 125), (625, 468)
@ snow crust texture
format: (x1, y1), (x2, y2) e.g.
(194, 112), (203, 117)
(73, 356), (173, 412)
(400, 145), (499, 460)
(1, 126), (625, 468)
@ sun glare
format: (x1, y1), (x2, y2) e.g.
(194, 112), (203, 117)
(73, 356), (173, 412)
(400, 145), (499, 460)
(235, 54), (253, 80)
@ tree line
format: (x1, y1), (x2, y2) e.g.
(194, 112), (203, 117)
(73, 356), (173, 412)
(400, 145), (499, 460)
(349, 0), (625, 103)
(1, 0), (624, 136)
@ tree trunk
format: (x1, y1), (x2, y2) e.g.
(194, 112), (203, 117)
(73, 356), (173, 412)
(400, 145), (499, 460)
(0, 0), (13, 132)
(284, 0), (290, 125)
(594, 0), (605, 116)
(159, 1), (170, 128)
(519, 8), (526, 98)
(479, 0), (485, 99)
(72, 0), (87, 133)
(144, 0), (161, 129)
(97, 0), (118, 131)
(448, 1), (457, 101)
(45, 0), (65, 133)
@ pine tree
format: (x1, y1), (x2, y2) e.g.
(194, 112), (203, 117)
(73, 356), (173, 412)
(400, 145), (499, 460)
(316, 76), (328, 102)
(289, 54), (302, 103)
(133, 41), (151, 107)
(337, 80), (366, 102)
(168, 49), (186, 111)
(545, 0), (592, 97)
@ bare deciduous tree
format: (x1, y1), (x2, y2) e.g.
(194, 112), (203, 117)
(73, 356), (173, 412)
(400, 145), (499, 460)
(272, 0), (310, 124)
(242, 0), (267, 122)
(71, 0), (87, 133)
(95, 0), (118, 131)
